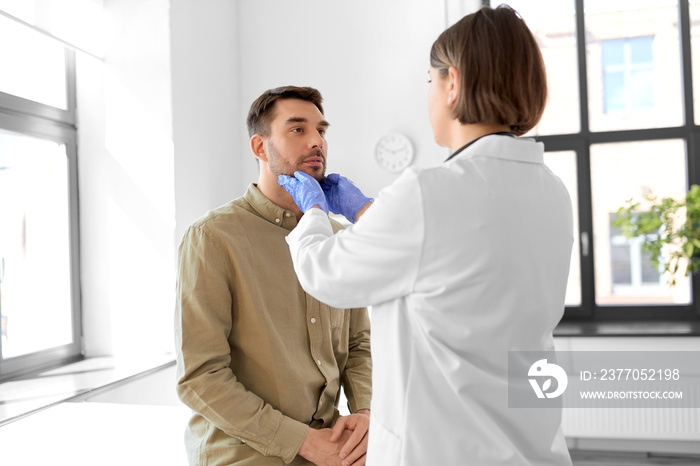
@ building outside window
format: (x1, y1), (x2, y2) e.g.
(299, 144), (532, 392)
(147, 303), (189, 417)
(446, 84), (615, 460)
(609, 213), (664, 294)
(602, 36), (654, 114)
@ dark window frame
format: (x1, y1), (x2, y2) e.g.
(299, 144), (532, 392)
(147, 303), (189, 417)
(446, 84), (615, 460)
(486, 0), (700, 333)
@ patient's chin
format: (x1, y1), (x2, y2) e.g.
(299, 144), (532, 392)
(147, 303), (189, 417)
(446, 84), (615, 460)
(298, 167), (325, 182)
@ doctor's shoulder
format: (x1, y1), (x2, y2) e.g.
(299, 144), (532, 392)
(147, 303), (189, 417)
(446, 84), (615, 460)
(371, 164), (461, 201)
(405, 160), (480, 192)
(543, 164), (573, 201)
(367, 164), (460, 215)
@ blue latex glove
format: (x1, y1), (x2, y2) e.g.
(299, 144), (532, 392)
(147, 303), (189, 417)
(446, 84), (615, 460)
(278, 171), (329, 214)
(321, 173), (373, 223)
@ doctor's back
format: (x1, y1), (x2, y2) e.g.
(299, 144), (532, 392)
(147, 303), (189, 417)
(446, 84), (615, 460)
(368, 132), (574, 465)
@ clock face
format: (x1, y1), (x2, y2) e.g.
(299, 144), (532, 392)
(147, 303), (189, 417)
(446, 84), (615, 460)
(374, 133), (414, 172)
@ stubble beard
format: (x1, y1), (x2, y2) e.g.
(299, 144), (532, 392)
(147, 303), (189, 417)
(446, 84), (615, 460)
(268, 141), (326, 182)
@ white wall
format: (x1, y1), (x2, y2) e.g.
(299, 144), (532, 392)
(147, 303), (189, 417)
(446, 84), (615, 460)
(170, 0), (242, 242)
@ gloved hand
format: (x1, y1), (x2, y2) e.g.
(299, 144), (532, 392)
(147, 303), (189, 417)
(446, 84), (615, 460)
(278, 171), (329, 214)
(321, 173), (373, 223)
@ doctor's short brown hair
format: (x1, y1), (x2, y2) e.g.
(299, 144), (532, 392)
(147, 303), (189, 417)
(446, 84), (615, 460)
(247, 86), (325, 138)
(430, 5), (547, 136)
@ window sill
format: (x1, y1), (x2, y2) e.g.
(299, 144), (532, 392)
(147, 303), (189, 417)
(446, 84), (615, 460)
(555, 321), (700, 337)
(0, 354), (175, 427)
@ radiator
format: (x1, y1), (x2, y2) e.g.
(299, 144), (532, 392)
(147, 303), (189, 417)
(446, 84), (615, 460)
(561, 376), (700, 441)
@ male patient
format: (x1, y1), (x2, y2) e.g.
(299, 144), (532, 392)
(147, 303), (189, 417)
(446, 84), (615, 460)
(175, 86), (372, 466)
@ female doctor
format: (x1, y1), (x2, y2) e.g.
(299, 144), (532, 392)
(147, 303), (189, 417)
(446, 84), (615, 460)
(279, 5), (573, 466)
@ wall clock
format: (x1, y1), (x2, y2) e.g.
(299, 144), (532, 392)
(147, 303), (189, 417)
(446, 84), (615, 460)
(374, 133), (414, 172)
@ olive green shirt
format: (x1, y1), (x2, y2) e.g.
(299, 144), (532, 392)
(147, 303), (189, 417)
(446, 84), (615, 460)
(175, 184), (372, 465)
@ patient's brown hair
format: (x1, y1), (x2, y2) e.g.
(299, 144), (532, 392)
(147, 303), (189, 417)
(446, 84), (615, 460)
(247, 86), (324, 138)
(430, 5), (547, 136)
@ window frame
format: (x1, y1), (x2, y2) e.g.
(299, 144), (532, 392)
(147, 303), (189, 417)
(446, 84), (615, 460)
(0, 48), (82, 382)
(531, 0), (700, 327)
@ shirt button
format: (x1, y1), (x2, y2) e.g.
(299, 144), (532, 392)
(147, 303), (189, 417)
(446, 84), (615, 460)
(284, 212), (291, 218)
(275, 218), (280, 223)
(317, 360), (322, 366)
(310, 317), (316, 324)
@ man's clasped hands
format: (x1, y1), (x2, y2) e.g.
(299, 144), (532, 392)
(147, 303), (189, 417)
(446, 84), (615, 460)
(298, 410), (371, 466)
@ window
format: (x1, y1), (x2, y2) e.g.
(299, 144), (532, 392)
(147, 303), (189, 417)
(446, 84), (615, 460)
(0, 12), (81, 381)
(590, 139), (689, 306)
(505, 0), (700, 327)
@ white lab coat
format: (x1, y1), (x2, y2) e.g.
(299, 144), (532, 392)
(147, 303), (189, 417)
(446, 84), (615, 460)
(286, 135), (573, 465)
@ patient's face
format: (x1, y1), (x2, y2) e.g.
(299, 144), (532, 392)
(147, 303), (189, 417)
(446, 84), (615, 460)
(265, 98), (329, 182)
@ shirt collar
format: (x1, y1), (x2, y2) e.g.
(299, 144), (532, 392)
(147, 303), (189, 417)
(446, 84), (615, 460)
(446, 133), (544, 164)
(445, 132), (515, 162)
(243, 183), (298, 231)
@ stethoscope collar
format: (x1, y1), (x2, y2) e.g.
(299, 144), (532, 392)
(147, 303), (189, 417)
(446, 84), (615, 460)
(444, 132), (516, 162)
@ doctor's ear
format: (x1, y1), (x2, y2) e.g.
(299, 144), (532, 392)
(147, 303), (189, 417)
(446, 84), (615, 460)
(447, 66), (460, 106)
(250, 134), (267, 162)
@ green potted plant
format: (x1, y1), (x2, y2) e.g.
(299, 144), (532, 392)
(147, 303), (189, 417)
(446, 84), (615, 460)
(613, 184), (700, 285)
